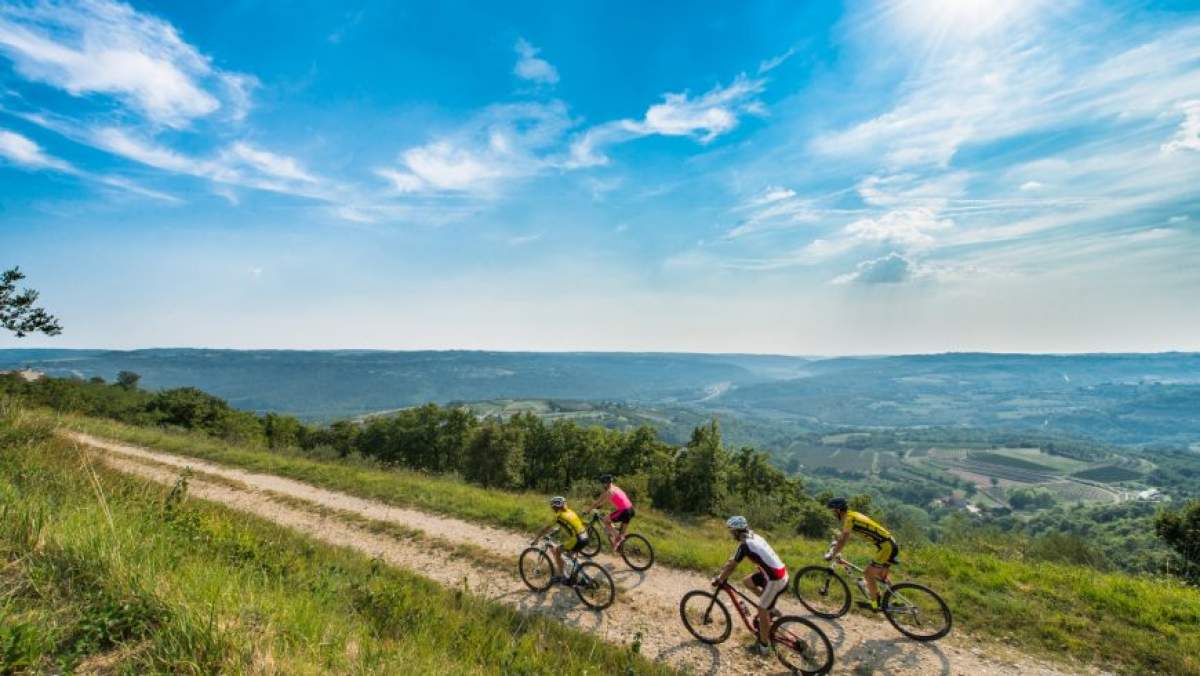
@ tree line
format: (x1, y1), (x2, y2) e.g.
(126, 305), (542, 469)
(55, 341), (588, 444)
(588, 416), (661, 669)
(0, 372), (830, 535)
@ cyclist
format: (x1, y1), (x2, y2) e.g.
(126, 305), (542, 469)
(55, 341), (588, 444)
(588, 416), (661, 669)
(824, 497), (897, 611)
(586, 474), (634, 548)
(531, 496), (590, 586)
(711, 516), (788, 657)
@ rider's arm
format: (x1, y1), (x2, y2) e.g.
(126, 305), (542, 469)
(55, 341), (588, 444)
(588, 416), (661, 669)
(827, 528), (851, 558)
(712, 557), (738, 586)
(586, 487), (610, 512)
(531, 522), (554, 543)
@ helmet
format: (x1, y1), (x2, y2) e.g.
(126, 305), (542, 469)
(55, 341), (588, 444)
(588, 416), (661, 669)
(826, 497), (848, 511)
(550, 496), (567, 508)
(725, 515), (749, 530)
(598, 473), (614, 484)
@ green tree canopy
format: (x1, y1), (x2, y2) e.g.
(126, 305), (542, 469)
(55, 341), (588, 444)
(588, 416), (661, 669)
(1, 267), (61, 337)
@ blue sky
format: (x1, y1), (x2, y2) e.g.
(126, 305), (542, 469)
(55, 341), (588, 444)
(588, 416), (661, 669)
(1, 0), (1198, 353)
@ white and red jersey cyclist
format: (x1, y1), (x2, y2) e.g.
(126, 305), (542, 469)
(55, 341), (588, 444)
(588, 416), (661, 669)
(733, 531), (789, 606)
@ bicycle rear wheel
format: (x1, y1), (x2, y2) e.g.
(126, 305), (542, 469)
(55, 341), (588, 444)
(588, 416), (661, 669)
(573, 562), (616, 610)
(518, 547), (554, 592)
(580, 525), (602, 557)
(792, 566), (851, 619)
(678, 590), (732, 644)
(771, 616), (834, 675)
(617, 533), (654, 571)
(882, 582), (952, 641)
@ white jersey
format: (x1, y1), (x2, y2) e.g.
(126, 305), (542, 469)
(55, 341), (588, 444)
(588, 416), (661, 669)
(733, 531), (788, 581)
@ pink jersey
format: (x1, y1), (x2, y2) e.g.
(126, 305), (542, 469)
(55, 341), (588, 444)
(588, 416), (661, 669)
(609, 485), (633, 511)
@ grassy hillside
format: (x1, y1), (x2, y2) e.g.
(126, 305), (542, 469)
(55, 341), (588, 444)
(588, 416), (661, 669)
(50, 412), (1200, 674)
(0, 408), (667, 674)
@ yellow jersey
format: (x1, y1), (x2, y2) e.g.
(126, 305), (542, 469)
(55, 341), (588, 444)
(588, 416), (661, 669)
(555, 508), (586, 544)
(843, 510), (892, 545)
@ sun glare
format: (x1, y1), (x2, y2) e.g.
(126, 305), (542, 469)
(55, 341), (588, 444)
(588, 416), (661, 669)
(891, 0), (1042, 42)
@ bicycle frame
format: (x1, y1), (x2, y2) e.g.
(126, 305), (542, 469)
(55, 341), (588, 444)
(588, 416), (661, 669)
(833, 556), (896, 597)
(711, 581), (766, 632)
(586, 511), (622, 547)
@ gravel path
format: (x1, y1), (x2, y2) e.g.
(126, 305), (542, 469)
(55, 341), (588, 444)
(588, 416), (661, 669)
(69, 431), (1091, 676)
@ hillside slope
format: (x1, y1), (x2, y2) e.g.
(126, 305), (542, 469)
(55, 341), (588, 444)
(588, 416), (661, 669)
(72, 429), (1104, 675)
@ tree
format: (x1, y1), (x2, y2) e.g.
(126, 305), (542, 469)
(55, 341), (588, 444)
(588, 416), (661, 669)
(116, 371), (141, 390)
(1, 267), (61, 337)
(1155, 499), (1200, 582)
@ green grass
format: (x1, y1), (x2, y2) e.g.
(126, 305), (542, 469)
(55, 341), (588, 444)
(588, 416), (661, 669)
(49, 411), (1200, 675)
(1, 408), (668, 674)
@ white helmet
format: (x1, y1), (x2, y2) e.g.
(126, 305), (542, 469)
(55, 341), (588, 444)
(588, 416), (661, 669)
(726, 515), (748, 530)
(550, 496), (567, 508)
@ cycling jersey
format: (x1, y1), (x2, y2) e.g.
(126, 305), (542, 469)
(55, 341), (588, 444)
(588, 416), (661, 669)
(555, 508), (586, 547)
(843, 511), (893, 546)
(733, 532), (788, 581)
(608, 485), (633, 512)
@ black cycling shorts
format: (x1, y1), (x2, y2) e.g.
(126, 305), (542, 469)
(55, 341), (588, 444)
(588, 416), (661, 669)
(610, 507), (635, 524)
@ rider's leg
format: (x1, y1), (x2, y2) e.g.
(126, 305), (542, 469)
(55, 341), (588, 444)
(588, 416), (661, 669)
(756, 575), (787, 648)
(865, 564), (883, 606)
(552, 544), (566, 578)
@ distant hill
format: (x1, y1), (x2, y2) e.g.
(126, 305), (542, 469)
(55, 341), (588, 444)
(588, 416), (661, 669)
(0, 349), (809, 421)
(2, 349), (1197, 447)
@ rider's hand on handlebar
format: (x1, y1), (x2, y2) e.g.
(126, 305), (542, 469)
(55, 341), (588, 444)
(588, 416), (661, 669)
(710, 577), (721, 588)
(823, 549), (835, 562)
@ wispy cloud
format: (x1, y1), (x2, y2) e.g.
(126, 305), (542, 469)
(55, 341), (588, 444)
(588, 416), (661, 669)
(568, 75), (766, 167)
(1161, 100), (1200, 153)
(514, 38), (559, 85)
(0, 127), (71, 170)
(0, 0), (255, 128)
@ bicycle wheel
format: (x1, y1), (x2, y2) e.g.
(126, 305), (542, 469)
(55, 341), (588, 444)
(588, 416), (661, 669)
(573, 562), (616, 610)
(771, 616), (834, 675)
(580, 525), (602, 557)
(617, 533), (655, 571)
(792, 566), (851, 619)
(678, 590), (732, 644)
(882, 582), (952, 641)
(518, 547), (554, 592)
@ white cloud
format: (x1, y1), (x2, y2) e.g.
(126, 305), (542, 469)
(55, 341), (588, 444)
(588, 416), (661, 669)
(754, 186), (796, 204)
(0, 127), (71, 170)
(0, 0), (255, 128)
(227, 142), (316, 183)
(1168, 215), (1189, 224)
(1161, 100), (1200, 153)
(569, 75), (765, 167)
(843, 207), (953, 248)
(758, 47), (796, 74)
(514, 38), (558, 85)
(377, 101), (574, 194)
(1019, 180), (1045, 191)
(508, 232), (541, 245)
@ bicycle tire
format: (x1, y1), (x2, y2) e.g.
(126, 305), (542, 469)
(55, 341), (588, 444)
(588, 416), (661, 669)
(771, 615), (834, 675)
(881, 582), (952, 642)
(678, 590), (732, 644)
(580, 525), (602, 557)
(573, 561), (616, 610)
(617, 533), (655, 571)
(518, 547), (554, 592)
(792, 566), (851, 619)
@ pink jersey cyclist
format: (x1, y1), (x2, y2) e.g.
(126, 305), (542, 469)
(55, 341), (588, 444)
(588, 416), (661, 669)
(588, 474), (636, 530)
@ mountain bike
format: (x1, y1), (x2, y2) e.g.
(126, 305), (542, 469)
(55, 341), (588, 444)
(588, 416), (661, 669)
(519, 535), (616, 610)
(679, 581), (834, 674)
(578, 510), (655, 571)
(791, 547), (952, 642)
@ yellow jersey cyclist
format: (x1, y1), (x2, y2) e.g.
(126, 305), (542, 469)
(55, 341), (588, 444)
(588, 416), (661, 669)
(823, 497), (897, 611)
(531, 496), (591, 586)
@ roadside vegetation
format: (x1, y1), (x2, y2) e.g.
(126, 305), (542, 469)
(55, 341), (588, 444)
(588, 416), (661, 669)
(42, 409), (1200, 674)
(0, 402), (667, 674)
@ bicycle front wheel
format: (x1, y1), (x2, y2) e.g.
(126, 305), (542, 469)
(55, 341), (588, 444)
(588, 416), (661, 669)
(771, 616), (834, 675)
(882, 582), (952, 641)
(573, 562), (616, 610)
(617, 533), (654, 571)
(792, 566), (851, 619)
(518, 548), (554, 592)
(580, 525), (602, 557)
(678, 590), (732, 644)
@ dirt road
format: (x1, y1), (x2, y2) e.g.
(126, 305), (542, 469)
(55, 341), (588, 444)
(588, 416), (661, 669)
(68, 431), (1088, 675)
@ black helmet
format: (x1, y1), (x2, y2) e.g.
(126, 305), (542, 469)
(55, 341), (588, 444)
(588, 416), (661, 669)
(826, 497), (848, 511)
(598, 473), (614, 485)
